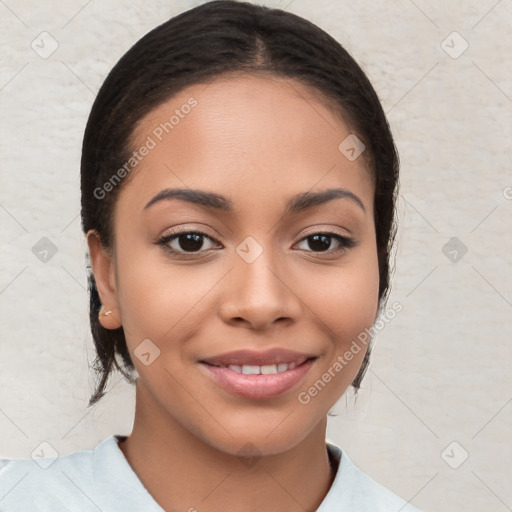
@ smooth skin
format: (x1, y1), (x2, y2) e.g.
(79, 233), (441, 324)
(87, 73), (379, 512)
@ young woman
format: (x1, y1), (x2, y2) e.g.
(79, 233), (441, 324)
(0, 1), (421, 510)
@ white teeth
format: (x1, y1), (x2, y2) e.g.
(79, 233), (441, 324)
(242, 365), (260, 375)
(260, 364), (278, 374)
(225, 363), (298, 374)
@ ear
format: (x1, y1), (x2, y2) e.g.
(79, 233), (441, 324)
(86, 230), (122, 329)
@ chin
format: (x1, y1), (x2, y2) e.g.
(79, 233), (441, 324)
(197, 412), (325, 459)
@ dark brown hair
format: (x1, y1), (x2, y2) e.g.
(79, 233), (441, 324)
(81, 0), (399, 406)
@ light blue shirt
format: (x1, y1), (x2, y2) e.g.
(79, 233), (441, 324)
(0, 435), (421, 511)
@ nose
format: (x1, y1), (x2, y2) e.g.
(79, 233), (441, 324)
(218, 244), (303, 331)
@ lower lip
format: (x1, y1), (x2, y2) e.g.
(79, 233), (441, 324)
(199, 359), (315, 400)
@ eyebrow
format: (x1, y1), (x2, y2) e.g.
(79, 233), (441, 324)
(143, 187), (366, 215)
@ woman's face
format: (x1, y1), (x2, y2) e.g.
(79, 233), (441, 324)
(93, 73), (379, 455)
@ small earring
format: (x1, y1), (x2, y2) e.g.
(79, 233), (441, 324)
(98, 305), (121, 329)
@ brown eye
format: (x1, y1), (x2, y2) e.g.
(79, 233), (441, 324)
(296, 232), (356, 253)
(157, 231), (220, 254)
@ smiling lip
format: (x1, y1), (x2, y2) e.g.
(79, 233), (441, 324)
(200, 348), (313, 367)
(198, 348), (316, 399)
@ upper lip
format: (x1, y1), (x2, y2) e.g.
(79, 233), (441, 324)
(200, 348), (315, 367)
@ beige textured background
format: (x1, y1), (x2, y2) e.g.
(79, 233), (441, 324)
(1, 1), (511, 511)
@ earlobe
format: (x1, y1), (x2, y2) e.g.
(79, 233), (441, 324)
(98, 305), (122, 329)
(86, 230), (122, 329)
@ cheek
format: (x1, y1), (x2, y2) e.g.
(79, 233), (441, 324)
(114, 242), (216, 354)
(311, 248), (380, 339)
(305, 246), (379, 380)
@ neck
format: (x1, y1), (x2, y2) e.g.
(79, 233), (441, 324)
(118, 382), (335, 512)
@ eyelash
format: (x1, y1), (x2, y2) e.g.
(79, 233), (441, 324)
(156, 229), (357, 257)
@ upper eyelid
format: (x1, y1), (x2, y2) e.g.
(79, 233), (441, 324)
(160, 221), (353, 238)
(159, 228), (219, 243)
(159, 227), (351, 241)
(158, 229), (354, 251)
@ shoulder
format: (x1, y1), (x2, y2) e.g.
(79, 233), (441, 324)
(0, 437), (112, 511)
(318, 441), (423, 512)
(0, 435), (163, 511)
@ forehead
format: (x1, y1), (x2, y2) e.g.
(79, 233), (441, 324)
(121, 73), (373, 216)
